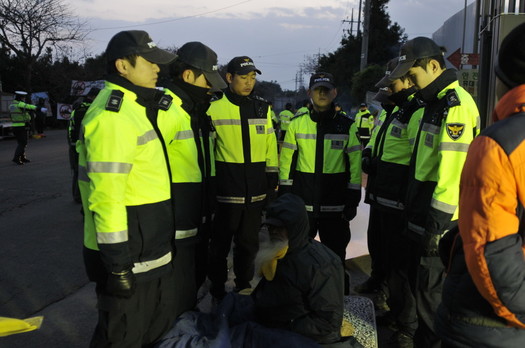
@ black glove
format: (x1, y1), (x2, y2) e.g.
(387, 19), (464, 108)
(342, 204), (357, 221)
(361, 148), (372, 174)
(106, 269), (136, 298)
(422, 232), (442, 257)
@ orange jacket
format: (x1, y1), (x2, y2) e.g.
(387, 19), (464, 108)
(458, 84), (525, 329)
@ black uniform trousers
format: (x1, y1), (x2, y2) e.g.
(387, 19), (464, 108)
(366, 205), (388, 287)
(90, 269), (177, 348)
(172, 242), (197, 319)
(208, 202), (262, 292)
(69, 145), (81, 203)
(379, 207), (417, 336)
(406, 235), (445, 348)
(308, 214), (351, 266)
(12, 125), (28, 160)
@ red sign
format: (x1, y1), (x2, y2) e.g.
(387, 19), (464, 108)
(447, 48), (479, 69)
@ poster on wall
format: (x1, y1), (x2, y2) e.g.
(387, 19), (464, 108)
(70, 80), (104, 97)
(57, 103), (73, 120)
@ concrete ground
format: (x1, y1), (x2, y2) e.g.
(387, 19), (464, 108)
(0, 129), (394, 347)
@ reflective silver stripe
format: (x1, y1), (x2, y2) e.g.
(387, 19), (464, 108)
(391, 119), (407, 129)
(266, 166), (279, 173)
(407, 222), (425, 235)
(175, 228), (198, 240)
(282, 142), (297, 150)
(476, 116), (481, 129)
(376, 119), (384, 127)
(137, 129), (158, 145)
(88, 161), (132, 174)
(376, 196), (404, 210)
(348, 183), (361, 190)
(409, 138), (415, 145)
(422, 123), (441, 134)
(431, 198), (457, 214)
(268, 127), (275, 134)
(97, 230), (128, 244)
(296, 133), (316, 140)
(439, 142), (470, 152)
(248, 119), (267, 125)
(345, 145), (362, 153)
(78, 165), (89, 183)
(326, 134), (349, 141)
(305, 205), (314, 212)
(132, 251), (172, 274)
(217, 196), (245, 204)
(214, 119), (242, 126)
(251, 194), (266, 203)
(280, 179), (293, 186)
(174, 129), (195, 141)
(320, 205), (345, 212)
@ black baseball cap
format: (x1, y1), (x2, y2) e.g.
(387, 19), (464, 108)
(177, 42), (227, 91)
(389, 37), (443, 80)
(105, 30), (177, 64)
(375, 57), (400, 88)
(227, 56), (261, 75)
(309, 72), (335, 89)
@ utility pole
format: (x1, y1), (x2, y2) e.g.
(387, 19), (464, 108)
(360, 0), (371, 71)
(342, 9), (360, 36)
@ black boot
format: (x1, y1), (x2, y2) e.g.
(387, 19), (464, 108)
(12, 157), (24, 165)
(21, 156), (31, 163)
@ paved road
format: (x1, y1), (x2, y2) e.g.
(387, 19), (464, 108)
(0, 129), (95, 347)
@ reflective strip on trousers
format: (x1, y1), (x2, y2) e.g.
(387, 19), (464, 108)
(175, 228), (198, 240)
(305, 205), (345, 212)
(217, 196), (245, 204)
(132, 251), (172, 274)
(407, 222), (425, 236)
(375, 196), (404, 210)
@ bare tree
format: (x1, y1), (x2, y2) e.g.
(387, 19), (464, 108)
(0, 0), (87, 91)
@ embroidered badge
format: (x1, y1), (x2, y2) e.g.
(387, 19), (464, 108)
(331, 140), (344, 150)
(446, 123), (465, 140)
(256, 125), (265, 134)
(390, 126), (402, 138)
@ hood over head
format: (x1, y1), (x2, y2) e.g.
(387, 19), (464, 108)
(263, 193), (309, 252)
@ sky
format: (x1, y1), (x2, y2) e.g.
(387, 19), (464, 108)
(68, 0), (475, 91)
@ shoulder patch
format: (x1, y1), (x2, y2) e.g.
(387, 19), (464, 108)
(158, 94), (173, 111)
(446, 123), (465, 140)
(445, 89), (461, 108)
(105, 90), (124, 112)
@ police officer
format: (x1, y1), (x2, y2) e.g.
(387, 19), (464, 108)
(9, 91), (45, 165)
(279, 72), (361, 294)
(76, 30), (178, 346)
(278, 102), (294, 141)
(360, 57), (424, 347)
(68, 87), (100, 203)
(388, 37), (480, 348)
(207, 56), (279, 299)
(158, 41), (226, 316)
(354, 102), (374, 146)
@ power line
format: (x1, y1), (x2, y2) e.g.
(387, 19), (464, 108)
(90, 0), (254, 31)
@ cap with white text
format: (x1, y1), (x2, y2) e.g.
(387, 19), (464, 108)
(389, 37), (443, 80)
(375, 57), (400, 88)
(227, 56), (261, 75)
(177, 42), (227, 91)
(105, 30), (177, 65)
(309, 72), (335, 90)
